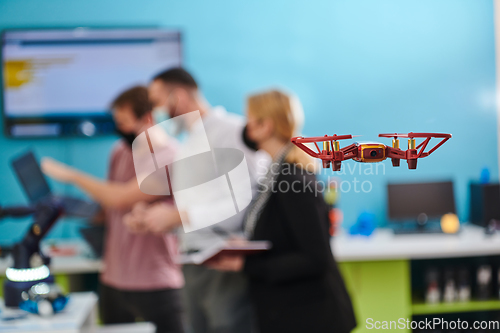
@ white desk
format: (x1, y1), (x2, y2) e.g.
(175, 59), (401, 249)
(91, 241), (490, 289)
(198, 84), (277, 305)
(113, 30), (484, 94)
(0, 239), (103, 277)
(53, 225), (493, 263)
(333, 224), (500, 262)
(0, 257), (103, 277)
(2, 225), (499, 274)
(0, 292), (97, 333)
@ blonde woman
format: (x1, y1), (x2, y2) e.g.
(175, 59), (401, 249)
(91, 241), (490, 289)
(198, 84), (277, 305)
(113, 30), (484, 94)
(209, 90), (356, 333)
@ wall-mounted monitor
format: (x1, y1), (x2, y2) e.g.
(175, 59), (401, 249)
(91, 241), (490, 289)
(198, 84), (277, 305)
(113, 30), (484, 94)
(2, 28), (182, 137)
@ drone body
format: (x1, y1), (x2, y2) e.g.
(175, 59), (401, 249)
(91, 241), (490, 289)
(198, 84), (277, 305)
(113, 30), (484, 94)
(291, 133), (451, 171)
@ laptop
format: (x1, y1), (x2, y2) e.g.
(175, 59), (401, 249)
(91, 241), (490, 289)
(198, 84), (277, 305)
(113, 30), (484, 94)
(11, 151), (99, 218)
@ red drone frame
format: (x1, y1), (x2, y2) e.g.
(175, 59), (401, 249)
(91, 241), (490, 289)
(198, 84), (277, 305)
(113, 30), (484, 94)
(291, 132), (451, 171)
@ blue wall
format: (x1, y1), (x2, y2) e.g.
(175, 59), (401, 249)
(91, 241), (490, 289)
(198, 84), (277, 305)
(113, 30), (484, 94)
(0, 0), (498, 242)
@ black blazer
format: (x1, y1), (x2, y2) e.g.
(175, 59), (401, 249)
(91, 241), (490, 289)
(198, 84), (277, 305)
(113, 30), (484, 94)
(244, 164), (356, 333)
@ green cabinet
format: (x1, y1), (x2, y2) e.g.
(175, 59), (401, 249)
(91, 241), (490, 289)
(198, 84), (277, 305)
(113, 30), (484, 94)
(339, 260), (412, 332)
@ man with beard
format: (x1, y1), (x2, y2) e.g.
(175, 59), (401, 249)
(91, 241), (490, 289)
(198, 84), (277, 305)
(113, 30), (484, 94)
(125, 68), (269, 333)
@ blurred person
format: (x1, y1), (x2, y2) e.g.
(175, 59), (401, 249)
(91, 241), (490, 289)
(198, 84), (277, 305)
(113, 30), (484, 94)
(41, 86), (184, 333)
(125, 68), (269, 333)
(207, 90), (357, 333)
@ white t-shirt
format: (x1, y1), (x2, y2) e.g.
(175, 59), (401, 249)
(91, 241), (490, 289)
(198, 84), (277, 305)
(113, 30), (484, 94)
(176, 107), (269, 252)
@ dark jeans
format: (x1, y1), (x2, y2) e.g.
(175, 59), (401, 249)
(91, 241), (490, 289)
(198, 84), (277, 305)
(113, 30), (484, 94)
(99, 283), (185, 333)
(182, 265), (253, 333)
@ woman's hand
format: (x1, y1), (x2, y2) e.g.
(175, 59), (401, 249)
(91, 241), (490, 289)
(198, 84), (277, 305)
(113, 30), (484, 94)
(41, 157), (78, 183)
(205, 255), (245, 272)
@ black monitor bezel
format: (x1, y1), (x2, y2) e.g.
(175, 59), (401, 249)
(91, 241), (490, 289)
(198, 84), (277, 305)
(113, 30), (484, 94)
(386, 180), (457, 223)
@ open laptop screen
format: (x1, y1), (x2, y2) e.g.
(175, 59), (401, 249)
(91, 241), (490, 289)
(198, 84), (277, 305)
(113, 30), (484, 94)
(11, 151), (51, 203)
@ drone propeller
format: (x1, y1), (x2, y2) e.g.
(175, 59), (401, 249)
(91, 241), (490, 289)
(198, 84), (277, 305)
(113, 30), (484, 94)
(291, 134), (357, 171)
(379, 132), (452, 139)
(378, 132), (452, 169)
(378, 132), (451, 151)
(292, 134), (354, 143)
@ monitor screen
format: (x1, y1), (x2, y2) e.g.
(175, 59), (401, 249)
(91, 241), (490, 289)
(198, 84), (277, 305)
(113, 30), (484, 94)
(2, 28), (182, 137)
(387, 181), (456, 222)
(11, 151), (51, 203)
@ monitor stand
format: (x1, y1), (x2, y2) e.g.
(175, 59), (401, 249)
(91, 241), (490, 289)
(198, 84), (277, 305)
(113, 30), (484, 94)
(391, 214), (445, 235)
(392, 223), (444, 235)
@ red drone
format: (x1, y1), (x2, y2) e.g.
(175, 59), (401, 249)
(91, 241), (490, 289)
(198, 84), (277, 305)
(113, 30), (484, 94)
(291, 132), (451, 171)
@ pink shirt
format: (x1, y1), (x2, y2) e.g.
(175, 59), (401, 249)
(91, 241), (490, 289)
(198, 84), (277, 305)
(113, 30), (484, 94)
(100, 140), (184, 291)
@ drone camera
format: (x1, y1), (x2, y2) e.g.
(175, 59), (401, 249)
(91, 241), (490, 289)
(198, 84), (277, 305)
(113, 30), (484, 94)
(363, 148), (384, 160)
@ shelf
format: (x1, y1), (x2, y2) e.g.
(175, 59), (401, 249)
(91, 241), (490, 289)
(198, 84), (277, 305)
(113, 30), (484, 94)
(412, 299), (500, 315)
